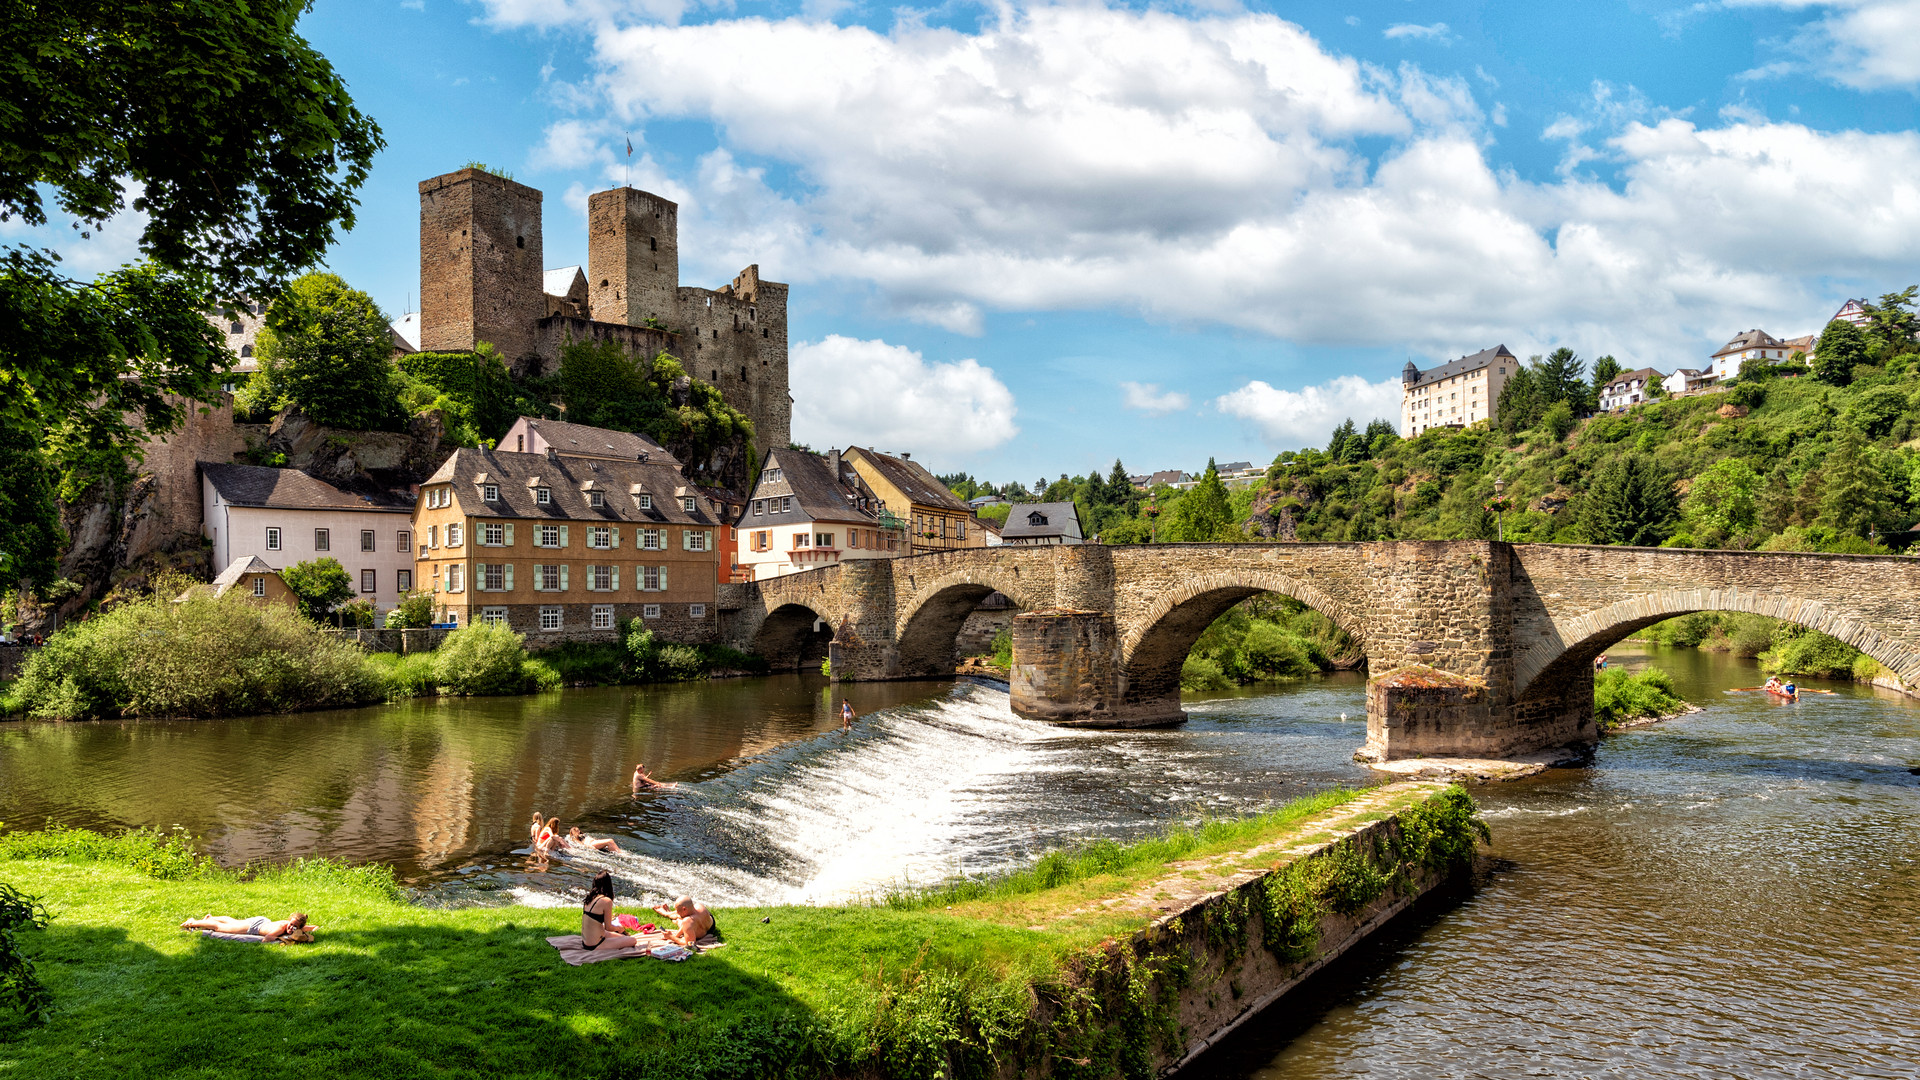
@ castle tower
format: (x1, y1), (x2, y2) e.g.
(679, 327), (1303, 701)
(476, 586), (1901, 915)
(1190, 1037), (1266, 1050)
(586, 187), (680, 328)
(418, 168), (545, 363)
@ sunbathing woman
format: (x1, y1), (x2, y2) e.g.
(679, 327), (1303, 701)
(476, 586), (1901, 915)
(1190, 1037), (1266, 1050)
(580, 872), (643, 951)
(534, 816), (564, 858)
(567, 826), (623, 854)
(529, 811), (545, 850)
(181, 912), (316, 943)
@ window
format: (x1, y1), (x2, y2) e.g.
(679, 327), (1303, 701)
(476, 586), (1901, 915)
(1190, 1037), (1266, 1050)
(816, 532), (833, 547)
(589, 565), (613, 591)
(397, 531), (410, 552)
(682, 496), (697, 513)
(754, 499), (765, 515)
(794, 533), (810, 549)
(592, 605), (615, 630)
(751, 530), (770, 552)
(251, 576), (266, 597)
(397, 569), (412, 592)
(360, 569), (377, 593)
(640, 528), (663, 550)
(538, 524), (561, 548)
(480, 564), (505, 591)
(230, 321), (243, 333)
(958, 519), (967, 540)
(535, 564), (562, 591)
(588, 526), (611, 549)
(447, 564), (464, 592)
(686, 530), (708, 552)
(1028, 512), (1048, 526)
(764, 468), (783, 482)
(643, 604), (661, 619)
(849, 530), (860, 549)
(536, 487), (551, 505)
(481, 606), (508, 626)
(589, 490), (604, 508)
(690, 604), (706, 619)
(240, 345), (253, 359)
(482, 484), (498, 502)
(428, 525), (439, 548)
(314, 528), (330, 552)
(539, 606), (563, 631)
(265, 527), (281, 551)
(448, 524), (463, 547)
(642, 566), (665, 591)
(443, 610), (459, 628)
(482, 522), (503, 546)
(637, 493), (653, 509)
(781, 497), (792, 513)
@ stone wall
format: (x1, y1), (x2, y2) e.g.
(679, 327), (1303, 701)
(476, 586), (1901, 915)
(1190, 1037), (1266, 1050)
(418, 168), (546, 365)
(0, 646), (40, 682)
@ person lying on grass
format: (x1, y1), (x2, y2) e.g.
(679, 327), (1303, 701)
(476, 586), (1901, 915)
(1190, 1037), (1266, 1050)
(181, 913), (316, 943)
(651, 896), (718, 946)
(567, 826), (623, 854)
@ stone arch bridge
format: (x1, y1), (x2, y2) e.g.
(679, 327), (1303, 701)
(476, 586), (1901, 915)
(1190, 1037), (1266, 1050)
(718, 542), (1920, 762)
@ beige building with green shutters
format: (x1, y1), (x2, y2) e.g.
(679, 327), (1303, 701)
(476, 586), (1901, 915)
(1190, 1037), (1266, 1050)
(412, 446), (724, 643)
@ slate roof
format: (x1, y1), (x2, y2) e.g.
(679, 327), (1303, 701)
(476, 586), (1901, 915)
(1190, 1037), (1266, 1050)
(846, 448), (973, 513)
(1001, 502), (1083, 540)
(1405, 345), (1518, 389)
(423, 447), (718, 526)
(1713, 329), (1783, 357)
(1603, 367), (1667, 395)
(746, 448), (878, 526)
(1146, 470), (1188, 487)
(517, 417), (680, 466)
(202, 464), (412, 513)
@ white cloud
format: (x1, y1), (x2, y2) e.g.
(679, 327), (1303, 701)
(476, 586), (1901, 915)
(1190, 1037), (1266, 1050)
(1216, 375), (1404, 448)
(790, 335), (1018, 455)
(1120, 381), (1191, 415)
(500, 3), (1920, 364)
(1732, 0), (1920, 89)
(1383, 22), (1453, 43)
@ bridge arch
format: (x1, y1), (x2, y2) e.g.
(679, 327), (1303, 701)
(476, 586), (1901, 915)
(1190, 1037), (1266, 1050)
(1117, 571), (1371, 707)
(750, 601), (835, 672)
(893, 568), (1038, 678)
(1515, 587), (1920, 702)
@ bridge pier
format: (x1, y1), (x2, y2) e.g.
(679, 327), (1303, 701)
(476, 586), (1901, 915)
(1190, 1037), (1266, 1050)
(1008, 609), (1183, 728)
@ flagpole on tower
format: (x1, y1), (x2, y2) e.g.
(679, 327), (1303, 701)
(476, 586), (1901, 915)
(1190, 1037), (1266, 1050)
(625, 133), (633, 189)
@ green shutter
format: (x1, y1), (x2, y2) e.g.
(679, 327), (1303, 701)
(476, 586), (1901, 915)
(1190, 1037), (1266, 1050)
(504, 523), (514, 546)
(660, 566), (668, 591)
(706, 530), (714, 551)
(560, 564), (569, 591)
(611, 527), (620, 548)
(504, 564), (514, 590)
(560, 525), (569, 548)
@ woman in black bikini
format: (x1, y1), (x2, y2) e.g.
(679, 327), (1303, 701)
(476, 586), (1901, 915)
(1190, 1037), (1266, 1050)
(580, 872), (642, 952)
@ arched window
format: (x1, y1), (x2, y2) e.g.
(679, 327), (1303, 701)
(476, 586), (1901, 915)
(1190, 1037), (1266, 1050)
(240, 344), (253, 358)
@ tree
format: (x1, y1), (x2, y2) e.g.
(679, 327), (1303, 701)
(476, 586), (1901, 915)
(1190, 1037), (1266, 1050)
(1541, 400), (1575, 443)
(1682, 458), (1761, 543)
(0, 423), (62, 586)
(251, 273), (404, 430)
(1860, 286), (1918, 355)
(280, 558), (354, 622)
(1590, 355), (1623, 401)
(397, 342), (536, 447)
(1362, 418), (1399, 457)
(1585, 453), (1676, 547)
(1812, 319), (1867, 385)
(1818, 426), (1893, 538)
(1, 0), (382, 467)
(1165, 460), (1232, 541)
(1496, 364), (1542, 433)
(1326, 418), (1358, 461)
(1538, 347), (1588, 412)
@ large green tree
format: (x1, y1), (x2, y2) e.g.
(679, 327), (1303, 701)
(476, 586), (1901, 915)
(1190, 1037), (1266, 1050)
(1537, 347), (1588, 411)
(0, 423), (62, 583)
(1860, 286), (1918, 355)
(1682, 458), (1761, 543)
(1164, 460), (1233, 541)
(1, 0), (382, 463)
(250, 273), (404, 430)
(1812, 319), (1867, 385)
(279, 557), (354, 622)
(1585, 453), (1676, 547)
(1818, 426), (1893, 538)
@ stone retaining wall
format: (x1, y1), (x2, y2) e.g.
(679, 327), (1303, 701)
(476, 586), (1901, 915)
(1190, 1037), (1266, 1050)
(0, 646), (40, 682)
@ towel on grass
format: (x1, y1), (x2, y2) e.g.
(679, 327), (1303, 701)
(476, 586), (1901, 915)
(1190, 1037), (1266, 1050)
(199, 931), (269, 944)
(545, 932), (725, 966)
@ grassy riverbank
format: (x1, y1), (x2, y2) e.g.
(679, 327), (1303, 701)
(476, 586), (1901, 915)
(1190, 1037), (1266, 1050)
(0, 785), (1484, 1079)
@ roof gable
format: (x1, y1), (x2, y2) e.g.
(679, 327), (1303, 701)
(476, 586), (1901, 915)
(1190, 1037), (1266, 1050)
(846, 447), (972, 513)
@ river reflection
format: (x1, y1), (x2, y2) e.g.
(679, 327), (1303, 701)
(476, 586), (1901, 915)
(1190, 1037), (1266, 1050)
(1203, 643), (1920, 1080)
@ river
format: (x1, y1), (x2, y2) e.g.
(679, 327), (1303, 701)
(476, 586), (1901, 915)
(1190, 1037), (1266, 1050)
(2, 646), (1916, 1075)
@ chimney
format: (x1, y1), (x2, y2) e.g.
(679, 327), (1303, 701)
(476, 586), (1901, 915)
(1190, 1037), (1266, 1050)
(546, 446), (558, 463)
(828, 447), (841, 483)
(900, 451), (911, 461)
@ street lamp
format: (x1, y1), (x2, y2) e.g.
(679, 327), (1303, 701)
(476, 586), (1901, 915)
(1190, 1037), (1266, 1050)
(1489, 476), (1511, 542)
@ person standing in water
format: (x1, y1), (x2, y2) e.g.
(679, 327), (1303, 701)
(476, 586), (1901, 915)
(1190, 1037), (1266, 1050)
(841, 701), (855, 730)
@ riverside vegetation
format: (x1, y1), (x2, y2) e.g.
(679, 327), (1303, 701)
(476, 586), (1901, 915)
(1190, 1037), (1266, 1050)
(0, 585), (765, 721)
(0, 785), (1488, 1080)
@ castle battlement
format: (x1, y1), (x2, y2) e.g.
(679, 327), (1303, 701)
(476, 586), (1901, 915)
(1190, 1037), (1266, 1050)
(417, 168), (791, 451)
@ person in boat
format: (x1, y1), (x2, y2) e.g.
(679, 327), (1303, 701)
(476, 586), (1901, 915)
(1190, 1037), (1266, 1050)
(181, 912), (316, 943)
(1782, 680), (1797, 697)
(580, 873), (643, 952)
(651, 895), (718, 947)
(1764, 676), (1782, 692)
(567, 826), (622, 854)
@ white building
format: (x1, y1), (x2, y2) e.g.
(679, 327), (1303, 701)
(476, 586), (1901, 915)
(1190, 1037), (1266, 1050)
(1400, 345), (1517, 436)
(1600, 367), (1667, 411)
(201, 464), (418, 613)
(1662, 369), (1713, 396)
(1710, 329), (1796, 380)
(735, 448), (904, 581)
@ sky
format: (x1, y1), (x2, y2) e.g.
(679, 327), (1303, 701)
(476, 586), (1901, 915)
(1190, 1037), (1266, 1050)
(14, 1), (1920, 486)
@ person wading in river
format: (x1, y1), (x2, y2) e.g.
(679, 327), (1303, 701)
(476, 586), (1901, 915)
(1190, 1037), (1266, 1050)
(841, 701), (855, 730)
(632, 763), (674, 793)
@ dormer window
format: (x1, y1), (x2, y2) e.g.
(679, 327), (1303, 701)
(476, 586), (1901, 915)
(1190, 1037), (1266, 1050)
(536, 487), (551, 505)
(482, 484), (498, 502)
(637, 493), (653, 510)
(1028, 512), (1048, 526)
(589, 491), (604, 508)
(681, 496), (697, 513)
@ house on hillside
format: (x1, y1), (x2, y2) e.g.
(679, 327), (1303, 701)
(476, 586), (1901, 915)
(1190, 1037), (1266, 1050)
(497, 416), (679, 465)
(843, 447), (982, 554)
(1600, 367), (1668, 411)
(1000, 503), (1084, 546)
(1662, 368), (1714, 395)
(1400, 345), (1518, 436)
(1831, 298), (1870, 328)
(1144, 470), (1188, 488)
(201, 464), (416, 614)
(1710, 329), (1798, 379)
(735, 447), (904, 581)
(412, 446), (722, 639)
(178, 556), (298, 609)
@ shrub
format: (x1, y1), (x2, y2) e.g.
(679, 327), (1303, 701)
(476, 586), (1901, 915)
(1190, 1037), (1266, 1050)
(1593, 666), (1683, 729)
(280, 557), (355, 621)
(0, 824), (212, 879)
(1760, 626), (1861, 679)
(537, 641), (629, 685)
(431, 623), (536, 695)
(627, 626), (710, 683)
(1726, 381), (1767, 409)
(521, 658), (563, 692)
(6, 587), (383, 720)
(336, 598), (377, 628)
(367, 652), (438, 699)
(990, 627), (1012, 669)
(1853, 654), (1883, 681)
(1180, 654), (1231, 691)
(384, 590), (435, 629)
(1642, 613), (1718, 647)
(1243, 622), (1315, 678)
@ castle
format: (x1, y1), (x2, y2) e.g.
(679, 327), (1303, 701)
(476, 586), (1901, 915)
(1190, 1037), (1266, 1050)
(413, 167), (792, 450)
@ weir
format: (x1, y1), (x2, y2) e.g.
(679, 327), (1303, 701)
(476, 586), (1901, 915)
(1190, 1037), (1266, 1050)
(727, 541), (1920, 762)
